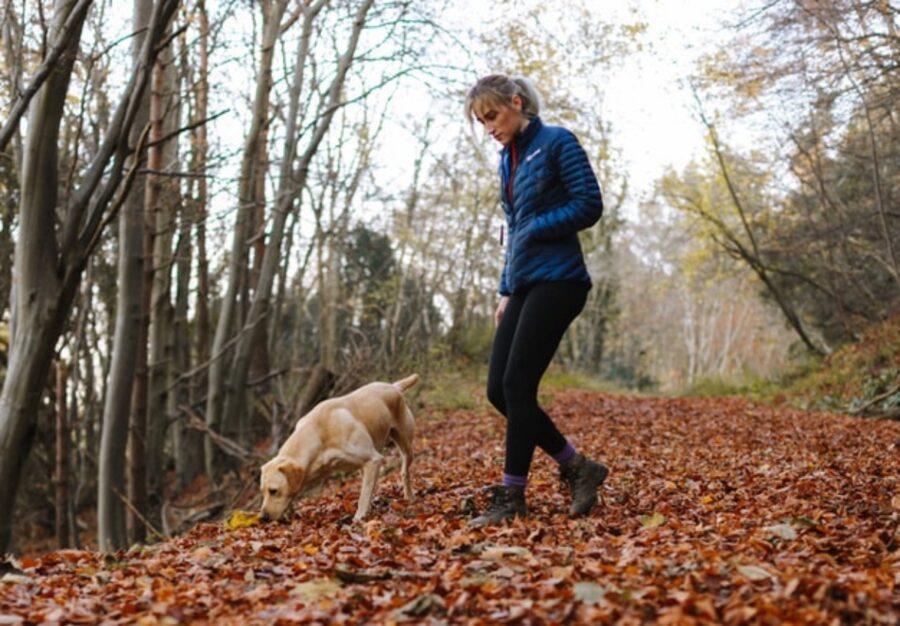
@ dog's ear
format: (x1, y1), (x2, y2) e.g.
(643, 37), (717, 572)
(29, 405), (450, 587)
(279, 460), (305, 494)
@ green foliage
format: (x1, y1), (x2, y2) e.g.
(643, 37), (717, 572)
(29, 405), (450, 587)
(774, 314), (900, 416)
(412, 359), (631, 417)
(416, 362), (489, 414)
(455, 319), (494, 363)
(681, 375), (781, 399)
(541, 364), (627, 394)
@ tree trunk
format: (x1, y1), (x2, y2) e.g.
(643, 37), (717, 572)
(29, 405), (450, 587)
(0, 0), (86, 554)
(321, 232), (340, 370)
(0, 2), (25, 177)
(174, 0), (208, 488)
(294, 364), (336, 423)
(125, 40), (166, 543)
(55, 362), (71, 548)
(146, 29), (178, 524)
(97, 0), (154, 553)
(99, 142), (148, 551)
(0, 0), (178, 552)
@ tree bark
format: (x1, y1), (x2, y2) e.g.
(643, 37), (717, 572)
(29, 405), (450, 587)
(55, 362), (70, 548)
(97, 0), (155, 553)
(97, 0), (180, 551)
(145, 27), (179, 525)
(126, 19), (172, 546)
(174, 0), (208, 488)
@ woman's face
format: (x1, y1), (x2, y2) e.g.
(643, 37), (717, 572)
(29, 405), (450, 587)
(474, 95), (527, 146)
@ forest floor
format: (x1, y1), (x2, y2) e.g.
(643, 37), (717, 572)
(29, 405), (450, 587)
(2, 390), (898, 624)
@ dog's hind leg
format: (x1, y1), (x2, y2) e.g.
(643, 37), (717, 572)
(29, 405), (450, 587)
(391, 405), (415, 500)
(354, 454), (383, 521)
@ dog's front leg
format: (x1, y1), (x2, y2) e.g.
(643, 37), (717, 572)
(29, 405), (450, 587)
(354, 455), (383, 521)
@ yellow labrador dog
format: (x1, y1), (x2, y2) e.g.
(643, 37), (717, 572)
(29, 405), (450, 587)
(260, 374), (418, 522)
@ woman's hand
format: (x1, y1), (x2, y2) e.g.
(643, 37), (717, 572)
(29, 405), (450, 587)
(494, 296), (510, 328)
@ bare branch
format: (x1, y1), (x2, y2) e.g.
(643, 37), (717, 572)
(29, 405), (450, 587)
(0, 0), (93, 154)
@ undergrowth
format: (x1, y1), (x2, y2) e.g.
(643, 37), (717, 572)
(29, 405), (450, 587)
(683, 314), (900, 419)
(777, 314), (900, 417)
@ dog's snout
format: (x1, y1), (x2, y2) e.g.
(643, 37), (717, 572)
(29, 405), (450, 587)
(260, 511), (271, 523)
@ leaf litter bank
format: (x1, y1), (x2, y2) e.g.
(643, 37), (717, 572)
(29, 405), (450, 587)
(2, 390), (898, 624)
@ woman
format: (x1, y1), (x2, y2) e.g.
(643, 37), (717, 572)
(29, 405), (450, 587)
(465, 74), (608, 525)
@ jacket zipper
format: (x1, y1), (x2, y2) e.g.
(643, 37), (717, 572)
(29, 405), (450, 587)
(503, 142), (518, 248)
(506, 142), (518, 209)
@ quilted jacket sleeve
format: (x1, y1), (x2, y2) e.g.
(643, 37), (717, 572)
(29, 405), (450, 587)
(530, 130), (603, 240)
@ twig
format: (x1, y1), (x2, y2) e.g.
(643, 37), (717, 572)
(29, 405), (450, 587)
(161, 309), (268, 395)
(229, 474), (261, 512)
(0, 0), (93, 153)
(248, 367), (287, 388)
(848, 381), (900, 415)
(137, 168), (212, 178)
(143, 109), (229, 151)
(181, 406), (261, 461)
(111, 487), (166, 540)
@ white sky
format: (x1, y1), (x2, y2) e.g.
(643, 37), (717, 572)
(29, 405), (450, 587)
(606, 2), (724, 185)
(380, 0), (752, 222)
(593, 0), (747, 213)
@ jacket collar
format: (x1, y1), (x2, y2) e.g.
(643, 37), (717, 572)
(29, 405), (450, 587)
(501, 115), (543, 157)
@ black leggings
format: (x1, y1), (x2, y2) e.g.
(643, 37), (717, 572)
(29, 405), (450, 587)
(486, 281), (589, 477)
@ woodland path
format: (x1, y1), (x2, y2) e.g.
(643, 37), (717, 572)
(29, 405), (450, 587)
(2, 390), (898, 624)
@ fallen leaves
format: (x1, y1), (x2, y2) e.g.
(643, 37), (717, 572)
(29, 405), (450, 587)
(289, 578), (341, 603)
(639, 511), (667, 529)
(223, 510), (260, 531)
(762, 522), (798, 541)
(735, 564), (777, 582)
(573, 581), (606, 605)
(2, 390), (899, 623)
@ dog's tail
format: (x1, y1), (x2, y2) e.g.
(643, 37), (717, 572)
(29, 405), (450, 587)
(392, 373), (419, 393)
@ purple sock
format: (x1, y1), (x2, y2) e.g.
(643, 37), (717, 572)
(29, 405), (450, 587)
(502, 473), (527, 489)
(553, 441), (577, 465)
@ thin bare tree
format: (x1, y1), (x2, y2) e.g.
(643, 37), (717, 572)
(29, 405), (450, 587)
(204, 0), (290, 478)
(0, 0), (178, 553)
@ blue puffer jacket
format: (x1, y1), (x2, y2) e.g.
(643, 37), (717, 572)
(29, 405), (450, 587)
(498, 116), (603, 295)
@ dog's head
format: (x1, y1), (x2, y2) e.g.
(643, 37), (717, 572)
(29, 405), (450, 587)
(259, 456), (305, 522)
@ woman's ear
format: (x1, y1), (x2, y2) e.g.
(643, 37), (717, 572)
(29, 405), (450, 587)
(510, 94), (523, 112)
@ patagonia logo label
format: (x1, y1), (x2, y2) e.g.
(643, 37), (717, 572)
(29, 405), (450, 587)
(525, 148), (542, 162)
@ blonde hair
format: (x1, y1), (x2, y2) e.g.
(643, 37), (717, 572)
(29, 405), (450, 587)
(465, 74), (542, 123)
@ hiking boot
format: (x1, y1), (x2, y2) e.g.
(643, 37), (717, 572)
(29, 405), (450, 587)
(560, 453), (609, 516)
(469, 485), (527, 526)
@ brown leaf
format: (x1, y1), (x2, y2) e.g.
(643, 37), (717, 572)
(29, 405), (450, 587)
(736, 564), (776, 581)
(393, 593), (446, 619)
